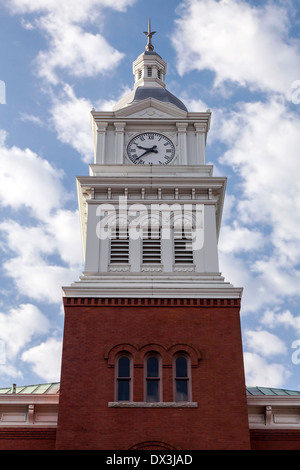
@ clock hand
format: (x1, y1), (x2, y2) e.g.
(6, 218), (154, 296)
(136, 149), (153, 158)
(136, 145), (150, 151)
(134, 145), (158, 160)
(137, 145), (158, 151)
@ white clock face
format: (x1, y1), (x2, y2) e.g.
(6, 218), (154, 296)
(127, 132), (175, 165)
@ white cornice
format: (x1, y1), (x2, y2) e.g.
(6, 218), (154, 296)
(91, 104), (211, 123)
(247, 396), (300, 407)
(87, 164), (214, 177)
(248, 396), (300, 429)
(0, 395), (59, 405)
(62, 274), (243, 299)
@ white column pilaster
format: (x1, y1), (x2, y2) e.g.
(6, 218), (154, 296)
(114, 122), (126, 164)
(194, 122), (206, 164)
(95, 122), (108, 164)
(85, 202), (100, 273)
(176, 122), (188, 165)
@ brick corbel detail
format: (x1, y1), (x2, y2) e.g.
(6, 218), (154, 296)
(63, 297), (241, 307)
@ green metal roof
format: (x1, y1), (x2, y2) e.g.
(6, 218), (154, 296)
(0, 383), (60, 395)
(246, 386), (300, 396)
(0, 383), (299, 397)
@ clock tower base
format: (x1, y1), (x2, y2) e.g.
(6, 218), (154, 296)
(55, 297), (250, 450)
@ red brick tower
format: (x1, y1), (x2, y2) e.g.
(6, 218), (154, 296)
(55, 23), (250, 450)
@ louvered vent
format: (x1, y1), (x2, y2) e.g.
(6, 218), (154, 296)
(142, 229), (161, 264)
(174, 228), (194, 264)
(110, 227), (129, 263)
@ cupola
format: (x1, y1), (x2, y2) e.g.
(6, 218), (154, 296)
(113, 19), (187, 112)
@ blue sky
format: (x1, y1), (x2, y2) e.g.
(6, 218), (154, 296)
(0, 0), (300, 391)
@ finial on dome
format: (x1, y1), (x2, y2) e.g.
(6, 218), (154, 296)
(143, 18), (156, 52)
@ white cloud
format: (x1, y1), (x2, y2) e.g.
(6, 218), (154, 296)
(18, 112), (43, 126)
(0, 364), (23, 383)
(219, 223), (265, 254)
(0, 131), (67, 219)
(0, 221), (55, 260)
(5, 0), (137, 84)
(2, 255), (79, 304)
(6, 0), (136, 19)
(50, 83), (94, 162)
(49, 83), (122, 162)
(244, 352), (291, 388)
(219, 252), (276, 313)
(35, 17), (124, 84)
(0, 216), (82, 304)
(245, 329), (287, 357)
(216, 97), (300, 307)
(45, 209), (83, 267)
(173, 0), (300, 97)
(219, 99), (300, 228)
(0, 124), (84, 304)
(177, 95), (209, 112)
(261, 309), (300, 336)
(0, 304), (50, 360)
(22, 337), (62, 382)
(253, 257), (300, 299)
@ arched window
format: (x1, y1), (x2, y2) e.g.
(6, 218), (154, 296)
(174, 355), (191, 402)
(116, 355), (132, 401)
(145, 354), (161, 402)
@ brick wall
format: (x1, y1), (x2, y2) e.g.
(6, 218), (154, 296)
(250, 430), (300, 450)
(55, 298), (250, 450)
(0, 428), (56, 450)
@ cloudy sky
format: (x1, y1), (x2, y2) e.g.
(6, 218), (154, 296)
(0, 0), (300, 391)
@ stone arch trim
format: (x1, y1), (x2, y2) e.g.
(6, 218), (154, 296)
(166, 343), (201, 367)
(128, 440), (178, 450)
(135, 343), (168, 365)
(105, 342), (201, 368)
(105, 343), (138, 367)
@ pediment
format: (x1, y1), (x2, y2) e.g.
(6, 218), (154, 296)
(114, 98), (188, 119)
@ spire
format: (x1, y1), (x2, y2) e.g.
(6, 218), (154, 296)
(144, 18), (156, 52)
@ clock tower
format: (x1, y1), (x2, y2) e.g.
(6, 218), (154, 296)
(55, 22), (251, 450)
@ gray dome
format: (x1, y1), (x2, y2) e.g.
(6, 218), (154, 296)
(113, 86), (188, 112)
(132, 87), (187, 111)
